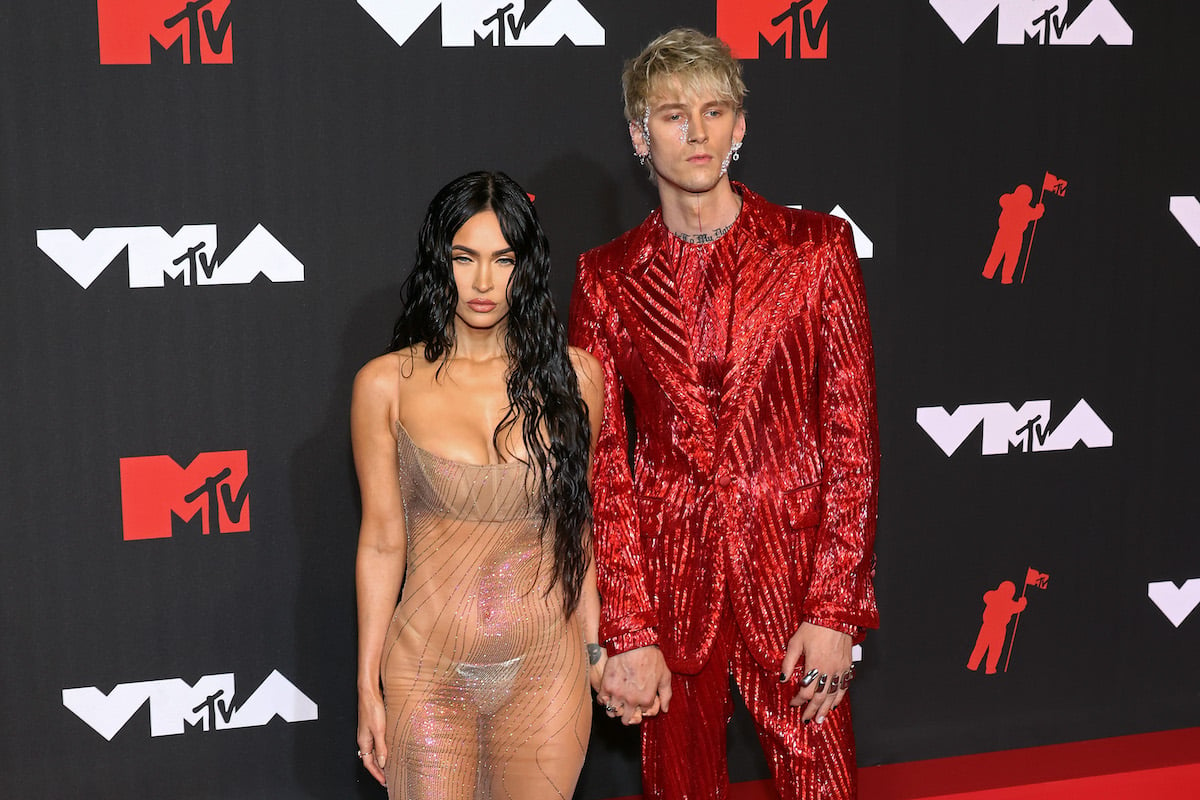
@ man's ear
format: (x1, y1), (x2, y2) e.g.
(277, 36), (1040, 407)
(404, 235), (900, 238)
(630, 119), (649, 158)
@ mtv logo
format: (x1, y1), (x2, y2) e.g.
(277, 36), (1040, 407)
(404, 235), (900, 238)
(63, 670), (318, 740)
(119, 451), (249, 540)
(718, 0), (829, 60)
(37, 224), (303, 289)
(917, 399), (1113, 456)
(359, 0), (604, 48)
(97, 0), (233, 64)
(929, 0), (1132, 46)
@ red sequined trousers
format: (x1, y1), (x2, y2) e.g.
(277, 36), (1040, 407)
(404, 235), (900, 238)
(642, 603), (856, 799)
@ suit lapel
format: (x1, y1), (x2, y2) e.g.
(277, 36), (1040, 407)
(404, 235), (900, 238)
(716, 208), (812, 455)
(611, 216), (717, 455)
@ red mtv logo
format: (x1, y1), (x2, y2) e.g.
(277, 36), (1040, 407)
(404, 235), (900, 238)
(120, 451), (249, 540)
(718, 0), (828, 60)
(98, 0), (233, 65)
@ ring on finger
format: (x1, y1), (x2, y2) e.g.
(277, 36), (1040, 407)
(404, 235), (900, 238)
(816, 673), (828, 692)
(799, 668), (820, 687)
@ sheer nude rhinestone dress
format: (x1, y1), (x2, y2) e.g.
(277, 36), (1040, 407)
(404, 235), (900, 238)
(381, 422), (590, 799)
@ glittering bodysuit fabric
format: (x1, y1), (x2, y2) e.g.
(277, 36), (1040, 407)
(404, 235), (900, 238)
(380, 422), (590, 800)
(569, 184), (879, 799)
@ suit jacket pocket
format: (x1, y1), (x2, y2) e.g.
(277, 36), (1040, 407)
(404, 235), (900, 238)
(781, 482), (821, 531)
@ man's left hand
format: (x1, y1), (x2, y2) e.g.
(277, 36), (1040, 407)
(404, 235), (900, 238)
(780, 622), (853, 724)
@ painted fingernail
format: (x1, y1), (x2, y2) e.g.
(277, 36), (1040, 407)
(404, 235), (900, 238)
(779, 672), (787, 682)
(817, 716), (826, 724)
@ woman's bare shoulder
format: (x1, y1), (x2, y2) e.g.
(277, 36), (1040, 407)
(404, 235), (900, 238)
(354, 348), (429, 400)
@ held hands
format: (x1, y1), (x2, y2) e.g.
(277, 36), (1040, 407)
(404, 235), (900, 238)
(780, 622), (854, 724)
(357, 688), (388, 786)
(595, 644), (672, 726)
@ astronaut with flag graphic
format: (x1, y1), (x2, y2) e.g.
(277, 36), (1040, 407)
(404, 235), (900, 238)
(967, 568), (1049, 675)
(981, 184), (1044, 284)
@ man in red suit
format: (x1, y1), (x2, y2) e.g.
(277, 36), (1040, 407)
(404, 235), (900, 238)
(568, 29), (879, 799)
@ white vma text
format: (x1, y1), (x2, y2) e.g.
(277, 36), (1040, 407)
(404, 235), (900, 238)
(917, 399), (1113, 456)
(37, 224), (303, 289)
(1148, 579), (1200, 628)
(359, 0), (604, 47)
(929, 0), (1132, 45)
(787, 205), (873, 259)
(1169, 196), (1200, 247)
(63, 670), (319, 741)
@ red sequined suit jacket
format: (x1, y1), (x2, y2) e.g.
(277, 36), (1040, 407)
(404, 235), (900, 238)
(568, 185), (879, 675)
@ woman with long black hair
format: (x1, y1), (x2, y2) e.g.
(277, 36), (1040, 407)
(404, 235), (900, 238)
(352, 172), (605, 799)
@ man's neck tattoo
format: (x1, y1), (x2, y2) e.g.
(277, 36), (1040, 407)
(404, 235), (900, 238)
(671, 220), (734, 245)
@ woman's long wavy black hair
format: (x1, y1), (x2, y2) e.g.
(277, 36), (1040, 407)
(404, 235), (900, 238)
(388, 171), (592, 617)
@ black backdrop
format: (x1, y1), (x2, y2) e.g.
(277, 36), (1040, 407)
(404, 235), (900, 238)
(2, 2), (1198, 798)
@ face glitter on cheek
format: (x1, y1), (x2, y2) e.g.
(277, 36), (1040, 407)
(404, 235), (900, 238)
(678, 118), (689, 144)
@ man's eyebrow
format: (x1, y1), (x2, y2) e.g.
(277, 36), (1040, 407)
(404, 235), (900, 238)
(650, 99), (731, 112)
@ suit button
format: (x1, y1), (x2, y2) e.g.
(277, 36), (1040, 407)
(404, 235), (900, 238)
(715, 475), (732, 488)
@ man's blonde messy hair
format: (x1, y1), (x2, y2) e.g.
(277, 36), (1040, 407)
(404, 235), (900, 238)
(621, 28), (746, 123)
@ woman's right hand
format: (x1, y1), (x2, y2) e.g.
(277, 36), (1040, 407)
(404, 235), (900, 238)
(357, 689), (388, 786)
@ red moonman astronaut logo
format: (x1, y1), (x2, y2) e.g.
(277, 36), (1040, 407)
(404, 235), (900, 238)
(97, 0), (232, 65)
(718, 0), (829, 60)
(981, 171), (1067, 285)
(967, 567), (1049, 674)
(119, 450), (249, 540)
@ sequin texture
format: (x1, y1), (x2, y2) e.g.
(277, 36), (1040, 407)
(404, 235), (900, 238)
(380, 423), (590, 799)
(568, 183), (879, 798)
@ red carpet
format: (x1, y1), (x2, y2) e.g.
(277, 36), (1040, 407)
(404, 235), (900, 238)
(605, 727), (1200, 799)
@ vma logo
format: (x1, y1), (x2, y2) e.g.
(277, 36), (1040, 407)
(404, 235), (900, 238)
(787, 204), (873, 258)
(37, 224), (303, 289)
(917, 399), (1113, 456)
(1170, 196), (1200, 247)
(120, 450), (249, 540)
(98, 0), (233, 64)
(930, 0), (1132, 46)
(982, 171), (1067, 285)
(967, 568), (1049, 675)
(1148, 578), (1200, 628)
(63, 670), (317, 741)
(359, 0), (604, 48)
(718, 0), (829, 60)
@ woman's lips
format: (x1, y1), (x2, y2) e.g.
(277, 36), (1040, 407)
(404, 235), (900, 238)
(467, 299), (496, 312)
